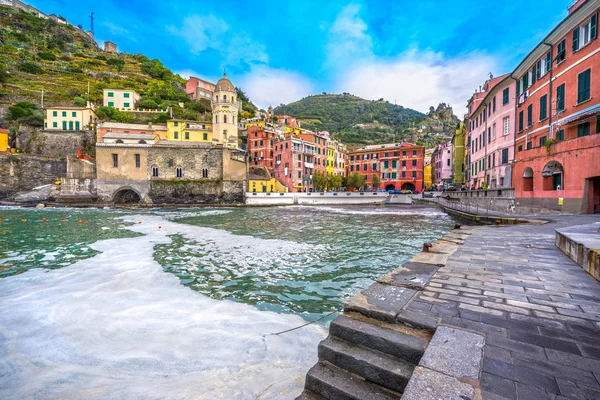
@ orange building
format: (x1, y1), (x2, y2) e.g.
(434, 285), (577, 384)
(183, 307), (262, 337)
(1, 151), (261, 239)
(512, 0), (600, 213)
(247, 125), (279, 171)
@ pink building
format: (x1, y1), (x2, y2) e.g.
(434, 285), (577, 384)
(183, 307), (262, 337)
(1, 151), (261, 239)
(432, 140), (452, 187)
(272, 137), (316, 191)
(185, 77), (216, 102)
(466, 74), (516, 189)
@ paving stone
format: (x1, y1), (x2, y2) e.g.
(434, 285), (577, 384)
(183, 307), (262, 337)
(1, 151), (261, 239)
(450, 317), (507, 336)
(508, 330), (582, 356)
(481, 301), (531, 315)
(511, 353), (598, 387)
(578, 343), (600, 360)
(395, 309), (439, 331)
(438, 293), (481, 305)
(377, 261), (440, 290)
(482, 358), (560, 394)
(545, 349), (600, 373)
(556, 307), (600, 322)
(528, 297), (582, 311)
(401, 367), (475, 400)
(485, 334), (547, 359)
(425, 286), (460, 295)
(534, 310), (594, 325)
(481, 372), (516, 399)
(405, 300), (433, 313)
(479, 314), (540, 333)
(505, 299), (556, 313)
(419, 326), (484, 380)
(344, 282), (416, 323)
(458, 303), (504, 317)
(485, 345), (512, 363)
(507, 313), (565, 330)
(556, 378), (600, 400)
(515, 383), (557, 400)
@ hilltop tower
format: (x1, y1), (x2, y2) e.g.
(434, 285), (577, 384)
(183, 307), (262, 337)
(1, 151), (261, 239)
(211, 73), (239, 147)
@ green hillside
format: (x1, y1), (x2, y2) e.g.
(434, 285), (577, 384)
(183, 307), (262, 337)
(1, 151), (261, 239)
(274, 94), (460, 148)
(0, 5), (256, 126)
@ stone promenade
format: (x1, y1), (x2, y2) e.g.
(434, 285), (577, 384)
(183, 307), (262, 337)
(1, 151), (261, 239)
(410, 215), (600, 399)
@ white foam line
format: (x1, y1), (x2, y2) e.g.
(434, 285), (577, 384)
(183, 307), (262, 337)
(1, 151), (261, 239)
(0, 214), (325, 400)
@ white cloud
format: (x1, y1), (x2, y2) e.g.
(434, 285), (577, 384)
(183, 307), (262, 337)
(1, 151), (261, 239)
(168, 15), (268, 68)
(337, 50), (499, 114)
(326, 4), (373, 69)
(238, 67), (316, 110)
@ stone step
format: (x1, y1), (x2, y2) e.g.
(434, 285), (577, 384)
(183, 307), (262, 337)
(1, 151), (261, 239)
(318, 336), (414, 393)
(295, 389), (325, 400)
(329, 315), (426, 365)
(305, 361), (402, 400)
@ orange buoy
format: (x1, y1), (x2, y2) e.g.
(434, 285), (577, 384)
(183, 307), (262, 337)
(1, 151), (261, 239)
(0, 217), (3, 222)
(78, 219), (83, 224)
(23, 219), (27, 222)
(42, 217), (47, 222)
(61, 219), (66, 224)
(85, 221), (89, 225)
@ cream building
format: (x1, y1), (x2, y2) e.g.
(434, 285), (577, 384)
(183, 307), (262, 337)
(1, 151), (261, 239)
(103, 89), (141, 110)
(44, 106), (98, 131)
(212, 74), (240, 147)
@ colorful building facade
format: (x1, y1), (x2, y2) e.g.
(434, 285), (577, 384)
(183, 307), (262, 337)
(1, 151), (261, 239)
(466, 75), (516, 189)
(512, 0), (600, 213)
(185, 76), (216, 102)
(247, 125), (278, 170)
(166, 119), (212, 143)
(103, 89), (140, 110)
(432, 140), (452, 188)
(451, 122), (466, 187)
(272, 137), (316, 191)
(348, 143), (425, 192)
(44, 106), (97, 131)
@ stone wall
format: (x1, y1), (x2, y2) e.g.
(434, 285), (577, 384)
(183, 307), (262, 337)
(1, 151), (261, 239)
(149, 180), (243, 204)
(20, 130), (95, 158)
(0, 154), (66, 200)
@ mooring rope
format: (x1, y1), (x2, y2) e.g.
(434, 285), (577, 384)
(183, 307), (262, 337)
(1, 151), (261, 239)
(264, 310), (339, 336)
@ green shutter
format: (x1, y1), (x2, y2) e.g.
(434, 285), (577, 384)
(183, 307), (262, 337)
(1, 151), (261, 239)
(540, 95), (547, 120)
(556, 84), (565, 111)
(546, 52), (551, 72)
(573, 27), (579, 52)
(527, 104), (532, 126)
(578, 69), (591, 103)
(52, 111), (57, 116)
(536, 61), (541, 80)
(519, 111), (523, 131)
(531, 65), (537, 84)
(591, 14), (597, 40)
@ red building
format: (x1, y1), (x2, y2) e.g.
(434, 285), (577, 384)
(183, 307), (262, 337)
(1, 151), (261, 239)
(272, 137), (316, 191)
(247, 125), (279, 171)
(276, 115), (298, 127)
(512, 0), (600, 213)
(185, 77), (216, 102)
(298, 131), (328, 175)
(348, 143), (425, 192)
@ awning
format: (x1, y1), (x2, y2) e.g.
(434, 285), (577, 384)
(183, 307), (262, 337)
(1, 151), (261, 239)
(553, 104), (600, 127)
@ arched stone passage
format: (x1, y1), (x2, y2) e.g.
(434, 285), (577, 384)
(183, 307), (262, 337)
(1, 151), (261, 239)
(401, 182), (416, 192)
(542, 160), (564, 191)
(113, 188), (141, 204)
(523, 167), (534, 192)
(385, 184), (396, 191)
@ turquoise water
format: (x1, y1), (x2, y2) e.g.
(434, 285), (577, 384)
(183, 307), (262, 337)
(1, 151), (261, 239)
(0, 205), (454, 320)
(0, 204), (455, 399)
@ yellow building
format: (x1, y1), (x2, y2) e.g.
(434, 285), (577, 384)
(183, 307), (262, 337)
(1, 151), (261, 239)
(103, 89), (141, 110)
(424, 162), (432, 190)
(167, 119), (212, 143)
(0, 129), (9, 151)
(244, 120), (265, 129)
(44, 107), (98, 131)
(326, 143), (335, 176)
(249, 166), (288, 192)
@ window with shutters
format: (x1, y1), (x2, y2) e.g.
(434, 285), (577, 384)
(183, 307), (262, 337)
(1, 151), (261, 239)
(540, 95), (548, 120)
(578, 122), (590, 137)
(556, 39), (566, 64)
(540, 136), (547, 147)
(597, 115), (600, 133)
(175, 167), (183, 178)
(556, 130), (564, 141)
(492, 96), (496, 113)
(573, 14), (598, 52)
(518, 145), (523, 152)
(527, 141), (532, 150)
(519, 110), (523, 132)
(202, 168), (208, 178)
(503, 116), (510, 135)
(536, 52), (551, 78)
(135, 154), (140, 168)
(112, 154), (118, 168)
(152, 166), (159, 177)
(527, 104), (533, 127)
(556, 84), (565, 112)
(577, 69), (591, 103)
(501, 148), (509, 164)
(502, 88), (509, 105)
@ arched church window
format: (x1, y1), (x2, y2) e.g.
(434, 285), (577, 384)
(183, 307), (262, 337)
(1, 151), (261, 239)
(224, 115), (227, 124)
(223, 95), (227, 102)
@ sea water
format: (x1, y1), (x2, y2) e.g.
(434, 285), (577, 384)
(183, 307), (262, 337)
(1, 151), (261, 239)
(0, 205), (454, 399)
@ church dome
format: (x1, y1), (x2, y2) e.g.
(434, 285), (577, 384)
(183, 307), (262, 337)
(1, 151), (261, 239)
(215, 74), (235, 92)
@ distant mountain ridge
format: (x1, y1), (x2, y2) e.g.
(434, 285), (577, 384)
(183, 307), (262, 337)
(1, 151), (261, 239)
(274, 94), (459, 149)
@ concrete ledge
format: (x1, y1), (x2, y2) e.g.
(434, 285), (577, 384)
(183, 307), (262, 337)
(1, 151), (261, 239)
(434, 203), (547, 225)
(556, 223), (600, 281)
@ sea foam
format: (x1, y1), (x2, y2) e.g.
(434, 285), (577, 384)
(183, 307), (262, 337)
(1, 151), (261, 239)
(0, 214), (325, 399)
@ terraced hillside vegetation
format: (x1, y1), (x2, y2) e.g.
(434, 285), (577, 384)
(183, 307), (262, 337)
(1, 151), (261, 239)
(274, 94), (460, 149)
(0, 6), (257, 127)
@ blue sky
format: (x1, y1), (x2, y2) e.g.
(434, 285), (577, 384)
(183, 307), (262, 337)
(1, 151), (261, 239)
(30, 0), (569, 113)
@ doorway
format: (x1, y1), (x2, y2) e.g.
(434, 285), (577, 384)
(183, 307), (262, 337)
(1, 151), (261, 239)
(587, 177), (600, 214)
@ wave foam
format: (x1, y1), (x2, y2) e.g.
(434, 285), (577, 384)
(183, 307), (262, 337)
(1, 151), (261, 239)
(0, 215), (325, 399)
